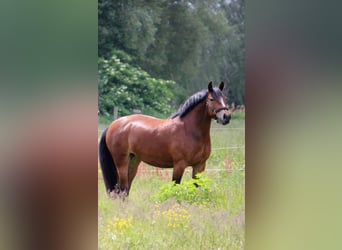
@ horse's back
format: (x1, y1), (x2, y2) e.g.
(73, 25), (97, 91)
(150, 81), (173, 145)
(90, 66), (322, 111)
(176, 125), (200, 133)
(107, 114), (169, 135)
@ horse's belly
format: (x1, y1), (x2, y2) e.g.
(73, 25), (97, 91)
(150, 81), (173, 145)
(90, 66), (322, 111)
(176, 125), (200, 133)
(136, 150), (173, 168)
(142, 158), (173, 168)
(129, 128), (174, 167)
(128, 135), (173, 167)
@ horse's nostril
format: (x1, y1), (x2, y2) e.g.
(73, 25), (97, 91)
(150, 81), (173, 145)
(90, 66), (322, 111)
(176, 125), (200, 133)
(224, 113), (231, 121)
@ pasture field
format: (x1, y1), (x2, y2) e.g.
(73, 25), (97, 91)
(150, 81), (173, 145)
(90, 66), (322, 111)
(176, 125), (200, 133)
(98, 119), (245, 249)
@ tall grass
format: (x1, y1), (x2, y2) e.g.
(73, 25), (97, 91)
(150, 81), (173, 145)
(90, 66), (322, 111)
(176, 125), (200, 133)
(98, 119), (245, 249)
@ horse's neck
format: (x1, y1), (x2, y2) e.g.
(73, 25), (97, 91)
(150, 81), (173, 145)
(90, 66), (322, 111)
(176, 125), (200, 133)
(183, 101), (211, 139)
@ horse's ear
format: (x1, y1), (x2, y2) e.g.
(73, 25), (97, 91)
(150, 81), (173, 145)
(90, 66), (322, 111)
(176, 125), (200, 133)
(208, 81), (213, 92)
(219, 81), (224, 91)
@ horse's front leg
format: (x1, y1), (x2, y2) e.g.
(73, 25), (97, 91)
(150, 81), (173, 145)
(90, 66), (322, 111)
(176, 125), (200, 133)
(172, 161), (187, 184)
(192, 161), (206, 187)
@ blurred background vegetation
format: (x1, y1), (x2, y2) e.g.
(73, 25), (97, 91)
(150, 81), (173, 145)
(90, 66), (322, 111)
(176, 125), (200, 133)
(98, 0), (244, 120)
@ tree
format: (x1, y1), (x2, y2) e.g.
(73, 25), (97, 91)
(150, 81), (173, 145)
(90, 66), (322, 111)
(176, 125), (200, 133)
(98, 0), (162, 59)
(221, 0), (245, 105)
(98, 0), (245, 108)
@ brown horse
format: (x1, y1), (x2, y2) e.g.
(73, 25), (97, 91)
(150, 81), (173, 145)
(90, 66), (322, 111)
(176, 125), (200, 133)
(99, 81), (231, 197)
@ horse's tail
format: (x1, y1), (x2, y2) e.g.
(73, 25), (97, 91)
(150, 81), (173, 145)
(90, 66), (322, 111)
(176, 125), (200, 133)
(99, 128), (118, 193)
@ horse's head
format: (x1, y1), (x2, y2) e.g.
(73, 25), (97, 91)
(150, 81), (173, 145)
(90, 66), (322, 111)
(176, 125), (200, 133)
(206, 81), (231, 125)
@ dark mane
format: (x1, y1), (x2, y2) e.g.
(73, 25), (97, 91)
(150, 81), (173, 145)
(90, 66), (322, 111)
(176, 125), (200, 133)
(170, 89), (208, 119)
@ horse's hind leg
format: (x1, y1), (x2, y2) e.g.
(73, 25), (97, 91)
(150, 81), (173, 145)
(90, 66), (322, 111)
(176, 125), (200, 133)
(114, 154), (130, 196)
(127, 153), (140, 193)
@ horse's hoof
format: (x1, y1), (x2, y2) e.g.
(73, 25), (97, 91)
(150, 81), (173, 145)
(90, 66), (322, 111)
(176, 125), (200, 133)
(108, 190), (118, 199)
(108, 189), (128, 200)
(118, 190), (128, 200)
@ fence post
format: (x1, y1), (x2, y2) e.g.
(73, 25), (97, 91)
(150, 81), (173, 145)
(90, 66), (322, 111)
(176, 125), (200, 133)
(113, 106), (118, 120)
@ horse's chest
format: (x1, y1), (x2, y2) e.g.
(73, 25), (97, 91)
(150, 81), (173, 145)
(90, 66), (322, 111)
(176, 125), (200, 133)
(179, 139), (211, 164)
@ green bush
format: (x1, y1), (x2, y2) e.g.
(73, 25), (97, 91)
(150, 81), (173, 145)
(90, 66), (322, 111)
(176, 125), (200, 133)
(152, 173), (216, 205)
(98, 49), (175, 118)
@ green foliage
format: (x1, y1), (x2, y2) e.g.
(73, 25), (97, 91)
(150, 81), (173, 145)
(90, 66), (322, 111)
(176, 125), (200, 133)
(98, 0), (245, 106)
(152, 173), (216, 205)
(98, 49), (175, 118)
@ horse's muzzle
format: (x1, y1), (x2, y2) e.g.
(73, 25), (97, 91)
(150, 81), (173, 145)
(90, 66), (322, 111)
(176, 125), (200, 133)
(216, 112), (231, 125)
(221, 113), (231, 125)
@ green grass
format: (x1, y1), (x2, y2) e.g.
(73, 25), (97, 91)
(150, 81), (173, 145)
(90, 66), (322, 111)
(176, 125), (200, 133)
(98, 119), (245, 249)
(231, 111), (245, 120)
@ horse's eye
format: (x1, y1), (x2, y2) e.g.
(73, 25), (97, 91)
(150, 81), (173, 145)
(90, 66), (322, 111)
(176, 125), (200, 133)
(209, 98), (214, 101)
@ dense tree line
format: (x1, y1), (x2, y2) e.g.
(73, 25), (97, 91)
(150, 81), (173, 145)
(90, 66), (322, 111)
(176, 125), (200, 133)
(99, 0), (244, 118)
